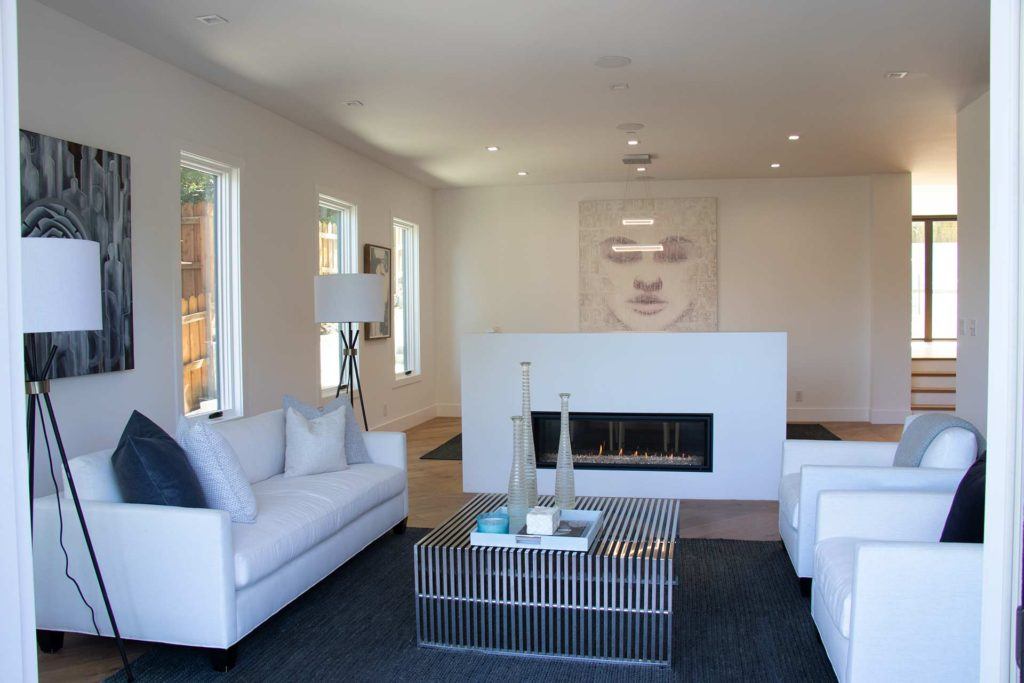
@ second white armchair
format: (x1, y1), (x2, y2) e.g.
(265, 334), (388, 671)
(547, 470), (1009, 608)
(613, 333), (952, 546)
(779, 420), (977, 587)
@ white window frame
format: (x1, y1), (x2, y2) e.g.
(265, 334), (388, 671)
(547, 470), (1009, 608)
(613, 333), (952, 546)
(317, 193), (358, 398)
(178, 151), (243, 421)
(393, 217), (421, 383)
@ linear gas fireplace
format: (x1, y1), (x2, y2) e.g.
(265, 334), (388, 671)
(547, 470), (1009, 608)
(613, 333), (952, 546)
(531, 411), (713, 472)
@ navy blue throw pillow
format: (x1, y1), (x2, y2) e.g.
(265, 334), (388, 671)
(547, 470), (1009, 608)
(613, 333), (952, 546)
(940, 457), (985, 543)
(111, 411), (207, 508)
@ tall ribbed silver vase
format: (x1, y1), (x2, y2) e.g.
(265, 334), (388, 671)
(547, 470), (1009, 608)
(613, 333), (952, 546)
(554, 392), (576, 509)
(519, 361), (539, 508)
(507, 415), (530, 533)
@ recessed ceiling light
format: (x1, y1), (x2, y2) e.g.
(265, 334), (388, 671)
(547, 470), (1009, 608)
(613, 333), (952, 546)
(344, 100), (364, 107)
(616, 122), (645, 131)
(787, 134), (801, 141)
(517, 170), (529, 176)
(195, 14), (228, 25)
(609, 82), (630, 91)
(770, 163), (781, 168)
(885, 71), (909, 79)
(594, 55), (632, 68)
(626, 132), (640, 146)
(486, 145), (500, 152)
(636, 167), (647, 172)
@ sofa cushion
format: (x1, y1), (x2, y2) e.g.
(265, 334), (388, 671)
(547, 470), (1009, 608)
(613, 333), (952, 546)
(211, 410), (286, 484)
(232, 463), (406, 588)
(65, 449), (122, 503)
(111, 411), (207, 509)
(814, 537), (857, 638)
(779, 472), (801, 529)
(177, 419), (258, 523)
(284, 407), (347, 478)
(283, 395), (371, 465)
(894, 413), (983, 468)
(941, 458), (986, 543)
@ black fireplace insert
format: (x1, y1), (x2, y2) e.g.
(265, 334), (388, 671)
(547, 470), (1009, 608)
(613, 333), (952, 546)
(531, 411), (713, 472)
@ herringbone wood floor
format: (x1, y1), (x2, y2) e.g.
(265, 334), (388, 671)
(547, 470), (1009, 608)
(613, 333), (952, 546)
(37, 417), (898, 682)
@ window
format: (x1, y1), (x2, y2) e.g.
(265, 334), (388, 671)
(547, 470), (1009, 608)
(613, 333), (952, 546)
(318, 195), (358, 394)
(911, 215), (958, 341)
(393, 218), (420, 378)
(180, 152), (242, 418)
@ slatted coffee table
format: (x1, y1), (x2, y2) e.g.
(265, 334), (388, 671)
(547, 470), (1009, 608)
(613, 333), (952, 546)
(414, 494), (679, 666)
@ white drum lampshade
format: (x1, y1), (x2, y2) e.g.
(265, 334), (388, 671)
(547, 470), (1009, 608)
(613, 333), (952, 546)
(22, 238), (103, 333)
(314, 273), (387, 324)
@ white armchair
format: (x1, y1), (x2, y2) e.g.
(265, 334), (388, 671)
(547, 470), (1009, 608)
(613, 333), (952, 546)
(811, 490), (981, 682)
(779, 421), (976, 586)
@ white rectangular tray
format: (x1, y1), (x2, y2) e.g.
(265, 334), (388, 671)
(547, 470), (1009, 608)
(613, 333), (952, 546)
(470, 508), (603, 552)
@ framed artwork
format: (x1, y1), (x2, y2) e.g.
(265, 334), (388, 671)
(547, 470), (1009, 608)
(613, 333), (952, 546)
(20, 129), (134, 377)
(579, 197), (718, 332)
(364, 243), (392, 340)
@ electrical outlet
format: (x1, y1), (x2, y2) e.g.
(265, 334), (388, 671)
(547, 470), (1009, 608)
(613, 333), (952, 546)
(382, 403), (389, 417)
(969, 319), (977, 337)
(795, 390), (804, 403)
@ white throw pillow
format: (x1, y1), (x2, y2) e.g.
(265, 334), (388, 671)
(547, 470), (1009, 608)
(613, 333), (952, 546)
(176, 419), (258, 523)
(284, 407), (347, 477)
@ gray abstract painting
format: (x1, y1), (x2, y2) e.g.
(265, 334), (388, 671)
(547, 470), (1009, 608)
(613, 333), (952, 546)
(21, 130), (134, 377)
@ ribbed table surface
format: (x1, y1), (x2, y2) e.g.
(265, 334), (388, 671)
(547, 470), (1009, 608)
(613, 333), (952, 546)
(416, 493), (679, 559)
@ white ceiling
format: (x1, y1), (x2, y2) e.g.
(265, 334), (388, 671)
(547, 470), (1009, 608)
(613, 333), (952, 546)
(37, 0), (988, 188)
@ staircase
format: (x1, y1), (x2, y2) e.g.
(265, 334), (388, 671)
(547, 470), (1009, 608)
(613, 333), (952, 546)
(911, 356), (956, 413)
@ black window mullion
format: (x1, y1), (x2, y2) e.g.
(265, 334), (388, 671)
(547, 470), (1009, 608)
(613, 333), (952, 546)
(924, 219), (933, 341)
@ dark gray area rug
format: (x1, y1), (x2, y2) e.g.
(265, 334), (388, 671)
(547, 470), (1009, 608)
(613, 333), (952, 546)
(107, 530), (835, 682)
(419, 434), (462, 460)
(786, 423), (840, 441)
(423, 424), (839, 462)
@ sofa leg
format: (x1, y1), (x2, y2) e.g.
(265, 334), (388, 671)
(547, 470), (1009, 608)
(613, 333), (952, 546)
(207, 645), (238, 672)
(799, 577), (812, 598)
(393, 517), (408, 535)
(37, 630), (64, 654)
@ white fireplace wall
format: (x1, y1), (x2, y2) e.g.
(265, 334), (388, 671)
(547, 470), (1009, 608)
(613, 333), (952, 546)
(461, 332), (786, 500)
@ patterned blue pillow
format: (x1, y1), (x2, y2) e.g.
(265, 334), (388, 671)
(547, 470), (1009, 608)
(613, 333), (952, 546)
(177, 419), (258, 523)
(282, 395), (371, 464)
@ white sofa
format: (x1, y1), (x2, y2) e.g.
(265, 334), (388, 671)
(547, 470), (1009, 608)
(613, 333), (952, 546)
(32, 408), (408, 668)
(779, 418), (976, 588)
(812, 489), (982, 682)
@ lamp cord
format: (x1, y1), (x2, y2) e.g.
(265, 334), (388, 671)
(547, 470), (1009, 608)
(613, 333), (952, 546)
(38, 396), (100, 637)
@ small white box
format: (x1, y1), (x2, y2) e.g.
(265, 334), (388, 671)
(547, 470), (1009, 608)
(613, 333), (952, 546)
(526, 506), (561, 535)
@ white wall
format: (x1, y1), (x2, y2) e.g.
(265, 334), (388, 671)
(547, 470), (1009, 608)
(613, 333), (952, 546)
(957, 92), (990, 432)
(869, 174), (912, 423)
(0, 0), (37, 676)
(19, 0), (437, 494)
(436, 174), (911, 422)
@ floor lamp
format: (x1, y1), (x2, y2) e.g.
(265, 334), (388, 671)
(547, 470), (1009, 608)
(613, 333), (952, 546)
(314, 273), (386, 431)
(22, 238), (133, 681)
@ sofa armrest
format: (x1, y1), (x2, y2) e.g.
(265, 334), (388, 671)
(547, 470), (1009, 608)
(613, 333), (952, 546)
(781, 440), (897, 475)
(363, 431), (407, 471)
(815, 489), (954, 543)
(846, 542), (982, 681)
(33, 495), (237, 648)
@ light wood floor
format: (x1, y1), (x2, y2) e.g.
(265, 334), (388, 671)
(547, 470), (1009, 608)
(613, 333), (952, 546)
(39, 417), (898, 681)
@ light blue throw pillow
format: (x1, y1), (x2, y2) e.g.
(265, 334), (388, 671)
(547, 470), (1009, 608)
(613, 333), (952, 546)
(282, 395), (371, 464)
(176, 419), (257, 523)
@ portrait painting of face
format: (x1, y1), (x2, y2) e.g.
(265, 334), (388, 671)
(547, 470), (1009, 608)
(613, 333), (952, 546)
(579, 198), (717, 332)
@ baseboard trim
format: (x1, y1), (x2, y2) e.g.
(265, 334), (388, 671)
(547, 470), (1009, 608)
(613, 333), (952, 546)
(372, 405), (437, 432)
(435, 403), (462, 418)
(787, 407), (870, 422)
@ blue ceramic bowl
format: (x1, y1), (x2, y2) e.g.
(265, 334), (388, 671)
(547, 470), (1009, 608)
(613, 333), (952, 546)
(476, 510), (510, 534)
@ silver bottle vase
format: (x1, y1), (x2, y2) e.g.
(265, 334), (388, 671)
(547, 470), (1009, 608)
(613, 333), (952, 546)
(520, 361), (539, 507)
(555, 392), (576, 509)
(507, 415), (530, 533)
